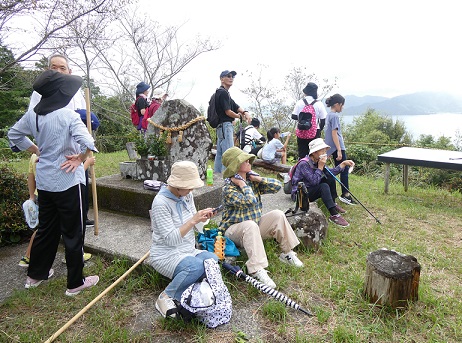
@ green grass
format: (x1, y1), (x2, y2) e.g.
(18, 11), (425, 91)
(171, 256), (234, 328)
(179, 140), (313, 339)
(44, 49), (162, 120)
(1, 155), (462, 342)
(1, 150), (130, 178)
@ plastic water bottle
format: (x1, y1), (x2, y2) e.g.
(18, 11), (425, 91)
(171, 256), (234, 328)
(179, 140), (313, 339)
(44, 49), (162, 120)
(214, 231), (225, 260)
(206, 165), (213, 186)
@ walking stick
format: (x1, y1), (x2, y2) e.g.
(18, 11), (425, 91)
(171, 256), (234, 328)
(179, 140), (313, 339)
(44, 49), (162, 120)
(324, 167), (382, 224)
(44, 251), (150, 343)
(222, 262), (314, 316)
(84, 88), (99, 235)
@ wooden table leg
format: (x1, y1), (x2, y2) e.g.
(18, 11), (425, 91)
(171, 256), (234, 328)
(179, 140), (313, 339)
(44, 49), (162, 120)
(403, 164), (409, 192)
(384, 163), (390, 194)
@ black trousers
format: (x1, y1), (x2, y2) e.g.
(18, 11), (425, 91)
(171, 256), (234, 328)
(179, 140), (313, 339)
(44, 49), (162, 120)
(28, 184), (85, 289)
(296, 129), (322, 159)
(307, 169), (338, 210)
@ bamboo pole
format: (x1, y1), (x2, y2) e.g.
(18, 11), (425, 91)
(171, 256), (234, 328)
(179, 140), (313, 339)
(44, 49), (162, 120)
(44, 251), (150, 343)
(84, 88), (99, 235)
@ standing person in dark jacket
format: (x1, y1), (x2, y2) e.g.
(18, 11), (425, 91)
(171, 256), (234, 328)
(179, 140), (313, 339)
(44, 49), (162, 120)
(213, 70), (251, 173)
(290, 138), (354, 228)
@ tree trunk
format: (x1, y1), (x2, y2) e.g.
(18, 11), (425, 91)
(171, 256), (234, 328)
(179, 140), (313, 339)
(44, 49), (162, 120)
(252, 159), (291, 173)
(364, 249), (420, 308)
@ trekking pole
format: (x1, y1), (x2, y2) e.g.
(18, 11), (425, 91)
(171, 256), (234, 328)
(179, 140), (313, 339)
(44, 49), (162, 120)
(84, 88), (99, 235)
(44, 251), (150, 343)
(324, 168), (382, 224)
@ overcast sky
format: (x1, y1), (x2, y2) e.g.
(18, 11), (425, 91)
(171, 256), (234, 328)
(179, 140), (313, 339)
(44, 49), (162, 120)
(138, 0), (462, 110)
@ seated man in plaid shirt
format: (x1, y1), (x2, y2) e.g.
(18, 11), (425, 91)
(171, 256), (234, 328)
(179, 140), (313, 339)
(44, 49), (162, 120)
(219, 147), (304, 289)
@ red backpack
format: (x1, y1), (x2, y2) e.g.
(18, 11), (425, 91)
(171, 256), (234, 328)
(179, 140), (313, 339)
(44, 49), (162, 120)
(295, 99), (317, 139)
(130, 97), (141, 126)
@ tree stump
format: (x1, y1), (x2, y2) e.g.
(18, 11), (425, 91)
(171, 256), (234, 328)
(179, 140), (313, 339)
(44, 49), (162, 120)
(364, 249), (421, 308)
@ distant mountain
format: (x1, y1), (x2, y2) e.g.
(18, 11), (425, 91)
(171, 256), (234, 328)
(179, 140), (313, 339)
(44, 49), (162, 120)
(342, 92), (462, 116)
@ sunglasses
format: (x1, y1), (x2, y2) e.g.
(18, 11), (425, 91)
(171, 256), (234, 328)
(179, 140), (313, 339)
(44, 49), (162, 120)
(225, 74), (234, 78)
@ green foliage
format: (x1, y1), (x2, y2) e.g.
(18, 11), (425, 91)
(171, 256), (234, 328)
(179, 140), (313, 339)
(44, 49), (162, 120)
(345, 109), (412, 145)
(415, 134), (455, 150)
(147, 131), (168, 157)
(0, 164), (29, 244)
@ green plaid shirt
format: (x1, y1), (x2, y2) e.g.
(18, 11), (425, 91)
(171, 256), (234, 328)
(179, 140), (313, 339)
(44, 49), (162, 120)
(219, 177), (282, 230)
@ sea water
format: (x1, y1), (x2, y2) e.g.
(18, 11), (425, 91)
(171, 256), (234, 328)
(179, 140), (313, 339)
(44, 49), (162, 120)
(342, 113), (462, 140)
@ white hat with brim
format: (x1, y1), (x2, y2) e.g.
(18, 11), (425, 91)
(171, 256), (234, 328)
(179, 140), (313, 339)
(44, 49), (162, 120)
(167, 161), (204, 189)
(152, 88), (167, 99)
(309, 138), (330, 155)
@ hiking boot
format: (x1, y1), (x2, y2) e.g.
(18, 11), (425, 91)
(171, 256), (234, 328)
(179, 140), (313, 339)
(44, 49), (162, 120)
(18, 256), (30, 268)
(335, 204), (346, 214)
(65, 275), (99, 296)
(25, 269), (54, 289)
(85, 219), (94, 227)
(250, 269), (277, 289)
(155, 291), (177, 318)
(279, 251), (304, 267)
(329, 214), (350, 228)
(339, 194), (357, 205)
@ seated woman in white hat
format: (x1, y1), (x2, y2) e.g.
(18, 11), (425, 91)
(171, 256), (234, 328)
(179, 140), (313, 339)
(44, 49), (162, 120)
(149, 161), (218, 318)
(290, 138), (354, 228)
(220, 147), (303, 289)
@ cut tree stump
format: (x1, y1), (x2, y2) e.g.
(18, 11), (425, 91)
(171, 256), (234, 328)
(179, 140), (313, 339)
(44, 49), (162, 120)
(364, 249), (421, 308)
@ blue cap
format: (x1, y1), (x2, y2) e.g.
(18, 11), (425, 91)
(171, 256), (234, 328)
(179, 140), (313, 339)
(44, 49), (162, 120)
(136, 82), (150, 95)
(219, 70), (237, 78)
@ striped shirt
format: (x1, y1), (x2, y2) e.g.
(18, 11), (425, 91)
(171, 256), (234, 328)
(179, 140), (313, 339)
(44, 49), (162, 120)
(220, 177), (282, 230)
(149, 191), (203, 279)
(8, 108), (97, 192)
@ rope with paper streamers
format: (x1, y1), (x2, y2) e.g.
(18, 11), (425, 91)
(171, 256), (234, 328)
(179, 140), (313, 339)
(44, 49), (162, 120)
(147, 116), (206, 144)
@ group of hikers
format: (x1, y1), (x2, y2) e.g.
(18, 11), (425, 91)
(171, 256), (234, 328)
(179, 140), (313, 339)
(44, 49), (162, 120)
(7, 56), (357, 326)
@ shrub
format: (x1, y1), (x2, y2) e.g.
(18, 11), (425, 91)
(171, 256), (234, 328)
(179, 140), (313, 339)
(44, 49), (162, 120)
(0, 165), (29, 245)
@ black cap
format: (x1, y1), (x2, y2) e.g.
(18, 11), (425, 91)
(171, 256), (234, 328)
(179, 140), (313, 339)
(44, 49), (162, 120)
(220, 70), (237, 78)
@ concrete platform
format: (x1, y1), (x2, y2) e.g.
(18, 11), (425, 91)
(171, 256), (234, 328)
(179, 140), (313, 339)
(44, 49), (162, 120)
(92, 174), (225, 218)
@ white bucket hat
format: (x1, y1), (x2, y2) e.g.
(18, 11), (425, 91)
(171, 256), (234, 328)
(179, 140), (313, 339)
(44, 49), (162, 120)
(309, 138), (330, 155)
(152, 88), (167, 99)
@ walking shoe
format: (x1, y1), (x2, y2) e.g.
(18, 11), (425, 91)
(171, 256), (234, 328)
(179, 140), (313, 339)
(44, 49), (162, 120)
(250, 269), (277, 289)
(329, 214), (350, 228)
(65, 275), (99, 296)
(18, 256), (30, 268)
(335, 204), (346, 214)
(62, 252), (92, 264)
(339, 194), (357, 205)
(25, 269), (54, 289)
(155, 291), (178, 318)
(85, 219), (95, 227)
(279, 251), (304, 267)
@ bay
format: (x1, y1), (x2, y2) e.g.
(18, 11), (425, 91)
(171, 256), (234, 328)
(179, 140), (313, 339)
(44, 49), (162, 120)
(341, 113), (462, 140)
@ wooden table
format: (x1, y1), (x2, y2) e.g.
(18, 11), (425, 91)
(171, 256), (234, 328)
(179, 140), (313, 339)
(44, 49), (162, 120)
(377, 147), (462, 193)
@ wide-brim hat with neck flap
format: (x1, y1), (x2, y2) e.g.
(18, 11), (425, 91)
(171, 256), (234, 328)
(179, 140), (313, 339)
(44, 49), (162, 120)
(309, 138), (330, 155)
(33, 70), (83, 116)
(222, 146), (256, 179)
(167, 161), (204, 189)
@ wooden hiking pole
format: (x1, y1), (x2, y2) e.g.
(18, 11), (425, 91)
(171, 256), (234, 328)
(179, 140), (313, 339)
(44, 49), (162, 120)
(84, 88), (99, 235)
(44, 251), (150, 343)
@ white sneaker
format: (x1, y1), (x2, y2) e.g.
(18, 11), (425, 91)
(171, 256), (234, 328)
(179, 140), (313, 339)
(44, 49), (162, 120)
(155, 291), (177, 318)
(250, 269), (276, 289)
(25, 269), (54, 289)
(279, 251), (304, 267)
(65, 275), (99, 296)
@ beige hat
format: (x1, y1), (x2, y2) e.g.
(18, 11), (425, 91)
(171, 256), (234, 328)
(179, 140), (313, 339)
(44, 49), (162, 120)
(309, 138), (330, 155)
(167, 161), (204, 189)
(152, 88), (167, 99)
(222, 147), (256, 179)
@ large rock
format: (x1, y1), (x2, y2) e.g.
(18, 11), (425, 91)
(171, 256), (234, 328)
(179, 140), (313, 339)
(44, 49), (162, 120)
(286, 203), (328, 250)
(146, 99), (212, 179)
